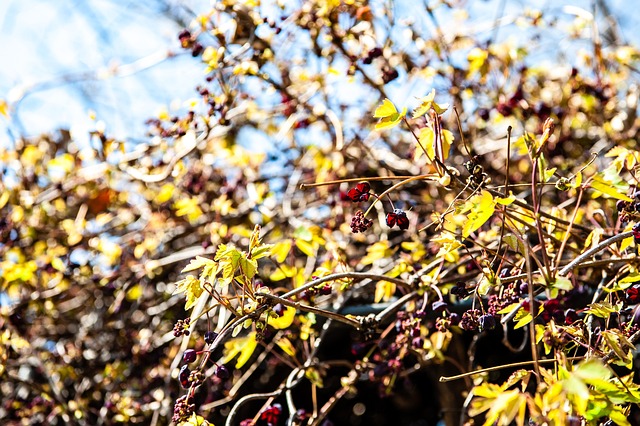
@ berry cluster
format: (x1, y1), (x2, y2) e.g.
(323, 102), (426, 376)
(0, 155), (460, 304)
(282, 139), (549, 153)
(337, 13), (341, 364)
(346, 182), (410, 232)
(350, 210), (373, 233)
(172, 395), (195, 423)
(173, 317), (191, 337)
(178, 29), (204, 57)
(362, 47), (383, 64)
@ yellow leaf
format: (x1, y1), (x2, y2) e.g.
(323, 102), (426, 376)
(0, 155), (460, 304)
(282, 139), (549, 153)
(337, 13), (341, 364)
(155, 183), (175, 203)
(126, 284), (142, 301)
(275, 336), (296, 357)
(373, 98), (398, 118)
(271, 240), (292, 263)
(295, 239), (316, 257)
(412, 89), (448, 117)
(0, 99), (8, 117)
(495, 193), (516, 205)
(269, 265), (297, 281)
(173, 275), (204, 310)
(0, 191), (10, 209)
(619, 223), (634, 252)
(415, 127), (434, 161)
(432, 233), (462, 262)
(373, 99), (406, 130)
(223, 332), (258, 368)
(467, 47), (489, 77)
(589, 178), (632, 201)
(361, 241), (395, 265)
(374, 281), (396, 303)
(174, 197), (204, 223)
(270, 306), (296, 329)
(462, 190), (496, 238)
(584, 228), (604, 250)
(182, 256), (216, 273)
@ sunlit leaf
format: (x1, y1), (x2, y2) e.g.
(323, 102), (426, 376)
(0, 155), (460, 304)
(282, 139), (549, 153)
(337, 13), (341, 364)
(269, 306), (296, 329)
(373, 98), (406, 130)
(222, 332), (258, 368)
(174, 275), (204, 310)
(462, 190), (496, 238)
(270, 240), (292, 263)
(182, 256), (216, 273)
(374, 280), (396, 303)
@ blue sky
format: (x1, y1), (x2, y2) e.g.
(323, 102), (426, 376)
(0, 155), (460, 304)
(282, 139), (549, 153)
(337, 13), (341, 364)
(1, 0), (638, 146)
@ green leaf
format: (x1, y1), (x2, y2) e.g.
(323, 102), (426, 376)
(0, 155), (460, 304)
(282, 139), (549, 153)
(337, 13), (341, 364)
(551, 276), (573, 291)
(574, 359), (611, 382)
(250, 243), (273, 260)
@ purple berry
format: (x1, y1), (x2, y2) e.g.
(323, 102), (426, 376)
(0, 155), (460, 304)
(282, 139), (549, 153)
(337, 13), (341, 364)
(215, 365), (230, 379)
(183, 349), (197, 363)
(478, 314), (496, 331)
(273, 303), (285, 317)
(432, 300), (448, 312)
(179, 365), (191, 388)
(204, 331), (218, 345)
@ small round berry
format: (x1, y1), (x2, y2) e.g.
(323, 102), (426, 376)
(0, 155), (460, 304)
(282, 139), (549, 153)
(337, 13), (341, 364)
(432, 300), (448, 312)
(633, 223), (640, 243)
(478, 314), (496, 331)
(319, 284), (332, 295)
(449, 313), (460, 326)
(273, 303), (285, 317)
(204, 331), (218, 345)
(183, 349), (197, 364)
(626, 284), (640, 304)
(215, 364), (230, 379)
(564, 309), (579, 325)
(179, 365), (191, 388)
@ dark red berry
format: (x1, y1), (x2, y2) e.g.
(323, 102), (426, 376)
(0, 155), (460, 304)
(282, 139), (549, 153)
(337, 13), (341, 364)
(617, 200), (628, 211)
(386, 209), (409, 230)
(626, 284), (640, 304)
(273, 303), (285, 317)
(260, 404), (282, 424)
(633, 223), (640, 243)
(179, 365), (191, 388)
(215, 365), (230, 379)
(319, 284), (332, 295)
(564, 309), (579, 325)
(183, 349), (197, 363)
(204, 331), (218, 345)
(347, 182), (371, 202)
